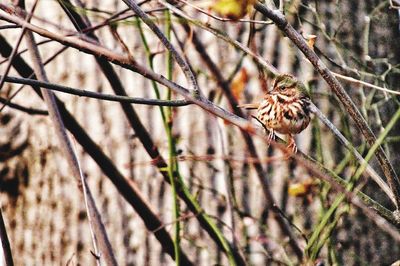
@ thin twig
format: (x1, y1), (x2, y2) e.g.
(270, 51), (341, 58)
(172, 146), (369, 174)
(332, 71), (400, 95)
(160, 0), (279, 77)
(0, 46), (68, 113)
(2, 7), (397, 236)
(181, 21), (304, 259)
(162, 9), (181, 264)
(57, 1), (196, 263)
(0, 39), (54, 65)
(0, 75), (191, 106)
(0, 24), (20, 29)
(295, 153), (400, 243)
(0, 96), (47, 115)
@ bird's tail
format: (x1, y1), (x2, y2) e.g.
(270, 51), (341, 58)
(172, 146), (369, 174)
(237, 103), (259, 110)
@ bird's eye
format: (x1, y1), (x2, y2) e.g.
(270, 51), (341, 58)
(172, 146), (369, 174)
(277, 85), (285, 91)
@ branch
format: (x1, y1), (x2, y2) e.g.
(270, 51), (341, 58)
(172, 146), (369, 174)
(0, 96), (47, 115)
(332, 71), (400, 96)
(295, 153), (400, 243)
(0, 75), (191, 106)
(57, 1), (198, 263)
(166, 0), (396, 207)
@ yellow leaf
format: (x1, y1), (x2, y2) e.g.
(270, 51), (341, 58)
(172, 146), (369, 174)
(288, 183), (308, 197)
(288, 178), (317, 197)
(212, 0), (255, 20)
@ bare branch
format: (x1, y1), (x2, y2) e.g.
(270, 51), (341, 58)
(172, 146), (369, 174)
(0, 75), (191, 106)
(2, 6), (397, 239)
(332, 71), (400, 96)
(159, 0), (279, 76)
(295, 153), (400, 242)
(182, 22), (304, 259)
(0, 96), (47, 115)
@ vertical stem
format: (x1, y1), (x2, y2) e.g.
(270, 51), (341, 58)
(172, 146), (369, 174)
(137, 13), (182, 265)
(164, 9), (181, 265)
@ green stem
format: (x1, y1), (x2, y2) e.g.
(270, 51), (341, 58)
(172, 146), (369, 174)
(136, 16), (181, 264)
(164, 9), (181, 266)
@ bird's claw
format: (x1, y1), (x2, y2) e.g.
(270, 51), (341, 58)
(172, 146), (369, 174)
(286, 142), (297, 154)
(285, 135), (297, 158)
(267, 130), (275, 147)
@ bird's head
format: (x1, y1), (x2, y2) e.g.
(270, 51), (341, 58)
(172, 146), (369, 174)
(271, 74), (309, 98)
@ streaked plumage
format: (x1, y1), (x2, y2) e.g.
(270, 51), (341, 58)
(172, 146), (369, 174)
(239, 74), (311, 154)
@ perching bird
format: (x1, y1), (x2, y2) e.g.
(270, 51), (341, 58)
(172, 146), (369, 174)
(239, 74), (311, 154)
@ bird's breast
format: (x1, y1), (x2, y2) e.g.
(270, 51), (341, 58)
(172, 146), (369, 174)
(256, 95), (310, 134)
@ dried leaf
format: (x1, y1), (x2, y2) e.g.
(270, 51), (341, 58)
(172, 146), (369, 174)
(231, 68), (249, 101)
(306, 34), (317, 50)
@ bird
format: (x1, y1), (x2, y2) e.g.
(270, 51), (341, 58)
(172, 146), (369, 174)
(239, 74), (311, 154)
